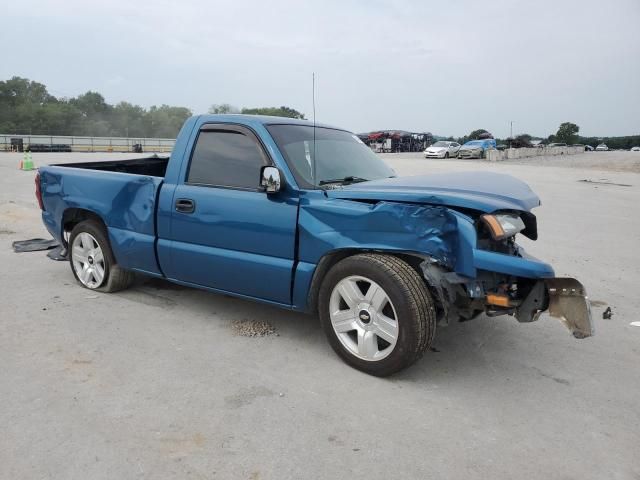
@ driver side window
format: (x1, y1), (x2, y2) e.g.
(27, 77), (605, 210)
(187, 129), (268, 190)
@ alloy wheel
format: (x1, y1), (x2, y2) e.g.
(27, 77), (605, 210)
(329, 275), (399, 361)
(71, 232), (105, 288)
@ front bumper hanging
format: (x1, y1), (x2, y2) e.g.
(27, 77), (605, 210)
(544, 278), (594, 339)
(515, 277), (594, 338)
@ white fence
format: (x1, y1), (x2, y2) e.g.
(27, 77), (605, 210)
(1, 134), (175, 153)
(485, 146), (585, 161)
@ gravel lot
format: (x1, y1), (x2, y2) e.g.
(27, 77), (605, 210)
(1, 150), (639, 479)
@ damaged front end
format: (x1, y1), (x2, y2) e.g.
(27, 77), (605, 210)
(520, 278), (594, 339)
(301, 186), (594, 339)
(421, 259), (594, 339)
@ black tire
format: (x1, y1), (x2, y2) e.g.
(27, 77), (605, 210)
(68, 220), (134, 293)
(318, 253), (436, 376)
(444, 152), (449, 159)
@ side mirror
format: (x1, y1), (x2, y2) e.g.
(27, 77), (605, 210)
(261, 166), (281, 193)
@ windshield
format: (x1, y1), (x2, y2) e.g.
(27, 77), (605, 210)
(432, 141), (449, 147)
(266, 125), (395, 188)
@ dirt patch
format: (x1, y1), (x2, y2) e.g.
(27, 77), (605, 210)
(231, 319), (277, 337)
(224, 386), (275, 409)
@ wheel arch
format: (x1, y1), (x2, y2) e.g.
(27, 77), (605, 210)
(62, 208), (108, 246)
(306, 248), (434, 315)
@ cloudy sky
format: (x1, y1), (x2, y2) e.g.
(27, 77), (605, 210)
(2, 0), (639, 137)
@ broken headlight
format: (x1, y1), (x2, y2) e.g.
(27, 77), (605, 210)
(480, 213), (525, 241)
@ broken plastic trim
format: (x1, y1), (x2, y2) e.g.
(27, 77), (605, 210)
(420, 259), (482, 325)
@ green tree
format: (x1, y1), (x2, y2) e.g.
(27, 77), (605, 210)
(143, 105), (192, 138)
(112, 102), (146, 137)
(70, 91), (110, 117)
(0, 76), (58, 133)
(555, 122), (580, 144)
(468, 129), (491, 140)
(0, 77), (316, 138)
(240, 106), (305, 119)
(41, 101), (83, 135)
(208, 103), (239, 114)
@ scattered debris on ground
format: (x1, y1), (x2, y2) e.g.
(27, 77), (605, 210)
(12, 238), (59, 252)
(578, 179), (632, 187)
(602, 307), (613, 319)
(231, 319), (277, 337)
(46, 246), (67, 261)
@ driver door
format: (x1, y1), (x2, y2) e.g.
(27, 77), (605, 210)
(163, 124), (299, 304)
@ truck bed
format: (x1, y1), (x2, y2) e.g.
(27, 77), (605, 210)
(51, 155), (170, 178)
(40, 159), (166, 277)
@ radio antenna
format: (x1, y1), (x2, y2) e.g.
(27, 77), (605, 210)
(312, 72), (317, 187)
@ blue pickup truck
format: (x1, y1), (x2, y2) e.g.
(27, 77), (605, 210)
(36, 114), (593, 376)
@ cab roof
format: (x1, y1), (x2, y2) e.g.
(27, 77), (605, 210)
(194, 114), (339, 130)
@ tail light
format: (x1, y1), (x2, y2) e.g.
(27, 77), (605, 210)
(35, 171), (45, 210)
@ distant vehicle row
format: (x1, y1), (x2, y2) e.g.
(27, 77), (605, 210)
(424, 141), (639, 159)
(424, 139), (496, 159)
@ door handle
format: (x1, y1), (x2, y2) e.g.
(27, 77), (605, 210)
(175, 198), (195, 213)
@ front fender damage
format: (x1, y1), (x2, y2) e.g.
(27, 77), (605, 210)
(420, 260), (487, 325)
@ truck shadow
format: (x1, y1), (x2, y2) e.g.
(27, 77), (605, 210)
(129, 276), (324, 343)
(130, 276), (570, 384)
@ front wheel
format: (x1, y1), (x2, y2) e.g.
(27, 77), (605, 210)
(69, 220), (134, 292)
(444, 152), (449, 159)
(318, 254), (436, 376)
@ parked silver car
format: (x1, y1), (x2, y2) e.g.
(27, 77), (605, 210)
(595, 143), (609, 151)
(423, 141), (460, 159)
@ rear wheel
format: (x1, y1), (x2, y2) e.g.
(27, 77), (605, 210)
(318, 253), (436, 376)
(69, 220), (134, 292)
(444, 152), (449, 159)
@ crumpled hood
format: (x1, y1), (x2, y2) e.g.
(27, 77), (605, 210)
(325, 171), (541, 213)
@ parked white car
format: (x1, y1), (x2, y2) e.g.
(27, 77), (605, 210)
(424, 141), (461, 159)
(595, 143), (609, 151)
(630, 146), (640, 152)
